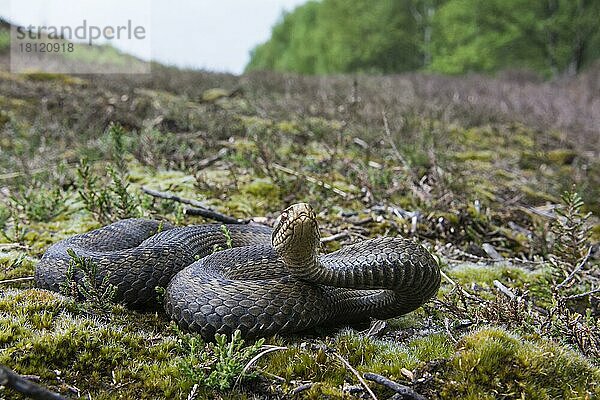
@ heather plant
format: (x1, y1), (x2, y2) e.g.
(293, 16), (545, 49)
(76, 158), (142, 224)
(179, 329), (265, 390)
(60, 248), (117, 312)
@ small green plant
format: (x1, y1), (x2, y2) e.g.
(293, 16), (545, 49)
(106, 122), (128, 172)
(60, 248), (117, 312)
(154, 285), (166, 303)
(10, 184), (65, 222)
(221, 224), (233, 248)
(212, 225), (233, 253)
(77, 158), (113, 223)
(179, 330), (265, 390)
(106, 165), (140, 219)
(76, 158), (142, 223)
(0, 208), (28, 244)
(550, 190), (592, 281)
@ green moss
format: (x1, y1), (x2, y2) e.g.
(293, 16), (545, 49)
(0, 110), (9, 126)
(520, 149), (577, 170)
(0, 289), (264, 399)
(454, 150), (495, 162)
(242, 178), (280, 199)
(302, 383), (351, 399)
(520, 185), (559, 204)
(22, 71), (85, 85)
(260, 330), (455, 397)
(449, 264), (528, 289)
(441, 328), (599, 399)
(546, 149), (577, 165)
(202, 88), (230, 102)
(0, 252), (36, 282)
(408, 334), (454, 361)
(591, 224), (600, 242)
(0, 94), (29, 109)
(275, 120), (301, 135)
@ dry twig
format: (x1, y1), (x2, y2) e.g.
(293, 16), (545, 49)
(272, 163), (351, 198)
(234, 345), (288, 388)
(493, 280), (516, 300)
(363, 372), (428, 400)
(291, 382), (314, 395)
(196, 147), (228, 169)
(556, 246), (593, 290)
(141, 187), (243, 224)
(331, 352), (378, 400)
(320, 231), (350, 243)
(0, 276), (34, 285)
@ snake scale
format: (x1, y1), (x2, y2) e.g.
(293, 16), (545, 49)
(35, 203), (441, 339)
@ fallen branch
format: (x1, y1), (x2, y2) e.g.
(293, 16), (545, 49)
(196, 147), (228, 169)
(272, 163), (350, 199)
(141, 187), (243, 224)
(320, 231), (350, 243)
(0, 365), (67, 400)
(183, 207), (243, 224)
(493, 280), (516, 300)
(291, 382), (314, 395)
(0, 276), (34, 285)
(331, 352), (377, 400)
(234, 345), (288, 388)
(482, 243), (504, 261)
(564, 287), (600, 300)
(363, 372), (427, 400)
(440, 271), (485, 303)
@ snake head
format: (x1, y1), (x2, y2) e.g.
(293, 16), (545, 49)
(272, 203), (320, 266)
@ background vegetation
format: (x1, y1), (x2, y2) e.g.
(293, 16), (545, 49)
(247, 0), (600, 77)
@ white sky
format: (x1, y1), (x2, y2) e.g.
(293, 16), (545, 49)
(0, 0), (307, 74)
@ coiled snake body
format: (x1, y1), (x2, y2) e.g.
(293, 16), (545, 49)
(36, 203), (440, 338)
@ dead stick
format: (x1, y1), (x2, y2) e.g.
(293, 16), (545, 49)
(0, 365), (67, 400)
(363, 372), (428, 400)
(272, 163), (349, 198)
(291, 383), (314, 395)
(196, 148), (228, 169)
(320, 231), (350, 243)
(0, 276), (34, 285)
(565, 287), (600, 300)
(331, 352), (378, 400)
(493, 280), (516, 300)
(141, 187), (243, 224)
(183, 207), (243, 224)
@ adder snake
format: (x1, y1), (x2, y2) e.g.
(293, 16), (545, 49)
(35, 203), (440, 338)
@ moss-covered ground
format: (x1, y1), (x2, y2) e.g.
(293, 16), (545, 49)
(0, 23), (599, 399)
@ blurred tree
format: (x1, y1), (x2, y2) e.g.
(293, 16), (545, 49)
(246, 0), (600, 77)
(246, 0), (436, 74)
(430, 0), (600, 77)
